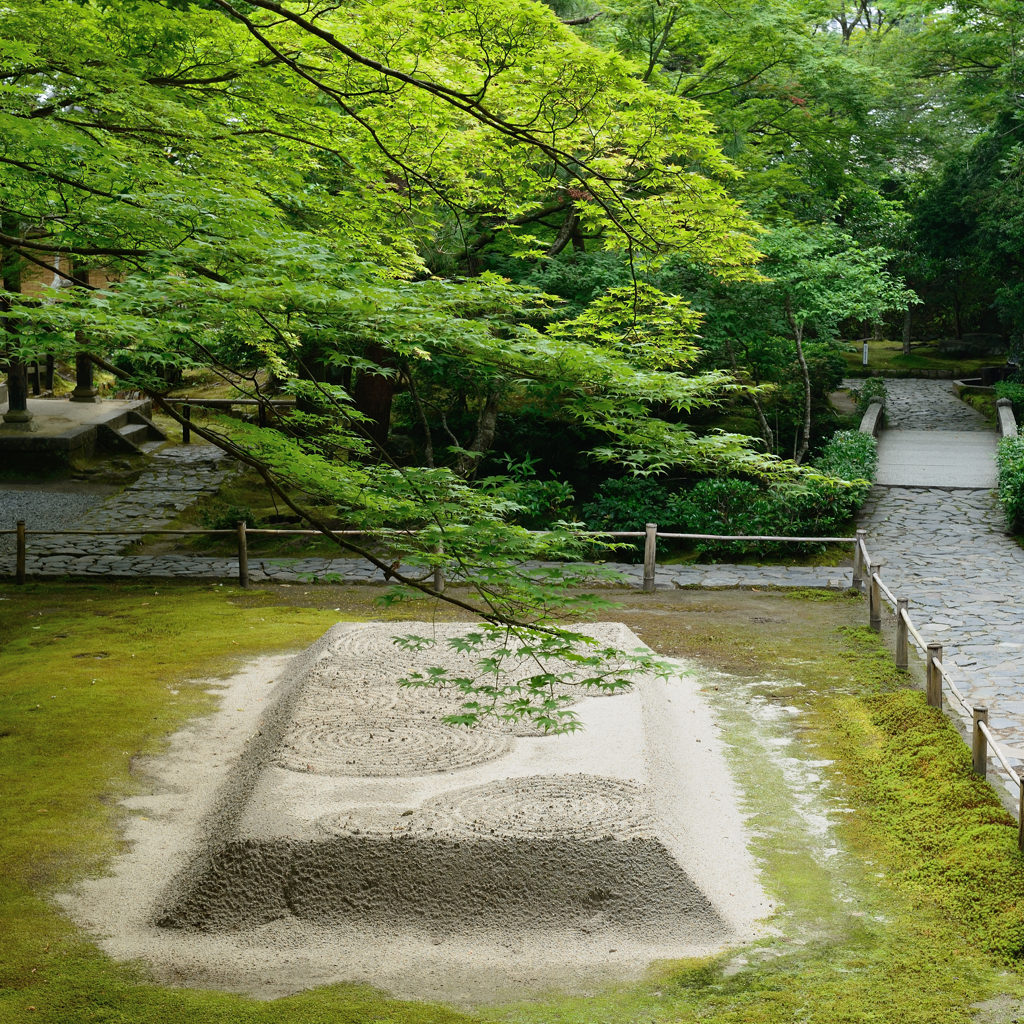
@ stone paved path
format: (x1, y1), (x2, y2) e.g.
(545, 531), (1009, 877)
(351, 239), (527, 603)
(847, 376), (992, 431)
(844, 376), (1024, 790)
(844, 377), (1000, 487)
(857, 486), (1024, 788)
(0, 445), (233, 567)
(0, 546), (854, 588)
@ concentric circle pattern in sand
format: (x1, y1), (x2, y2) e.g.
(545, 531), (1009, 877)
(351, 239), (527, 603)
(273, 716), (516, 776)
(318, 774), (649, 839)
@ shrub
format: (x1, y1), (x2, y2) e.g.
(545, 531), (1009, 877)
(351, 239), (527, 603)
(814, 430), (878, 482)
(667, 478), (770, 538)
(851, 376), (888, 415)
(997, 436), (1024, 532)
(581, 478), (671, 532)
(199, 502), (266, 530)
(667, 472), (871, 559)
(994, 379), (1024, 418)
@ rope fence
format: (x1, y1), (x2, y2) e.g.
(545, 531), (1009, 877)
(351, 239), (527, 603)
(1, 520), (857, 592)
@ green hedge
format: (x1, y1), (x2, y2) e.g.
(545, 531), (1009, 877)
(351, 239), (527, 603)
(994, 379), (1024, 419)
(997, 436), (1024, 532)
(814, 429), (878, 481)
(581, 431), (877, 558)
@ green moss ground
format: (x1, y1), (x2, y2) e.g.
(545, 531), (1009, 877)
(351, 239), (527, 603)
(842, 339), (1000, 377)
(3, 583), (1024, 1022)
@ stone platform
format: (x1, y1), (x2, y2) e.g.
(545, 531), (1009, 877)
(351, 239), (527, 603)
(0, 396), (165, 469)
(60, 622), (766, 1002)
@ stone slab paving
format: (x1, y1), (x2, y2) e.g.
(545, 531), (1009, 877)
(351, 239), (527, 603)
(844, 377), (1000, 487)
(876, 430), (998, 487)
(858, 485), (1024, 787)
(24, 445), (235, 557)
(844, 376), (992, 430)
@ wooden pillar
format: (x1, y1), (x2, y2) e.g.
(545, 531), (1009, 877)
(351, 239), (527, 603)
(69, 265), (99, 403)
(1, 235), (34, 430)
(30, 361), (40, 395)
(643, 523), (657, 593)
(852, 529), (866, 591)
(868, 560), (881, 632)
(182, 404), (191, 444)
(70, 351), (99, 403)
(895, 597), (909, 670)
(2, 358), (35, 429)
(44, 355), (54, 392)
(237, 521), (249, 589)
(926, 643), (943, 708)
(973, 706), (989, 778)
(15, 519), (25, 585)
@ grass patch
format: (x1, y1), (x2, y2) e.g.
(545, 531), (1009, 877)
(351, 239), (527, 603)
(3, 585), (1024, 1022)
(843, 338), (999, 377)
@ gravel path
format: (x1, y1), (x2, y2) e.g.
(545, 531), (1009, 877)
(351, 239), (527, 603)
(0, 490), (107, 555)
(23, 445), (233, 557)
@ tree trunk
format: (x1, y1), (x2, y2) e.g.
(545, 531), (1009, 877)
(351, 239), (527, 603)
(353, 343), (394, 451)
(454, 393), (500, 477)
(902, 306), (912, 356)
(404, 362), (434, 469)
(546, 205), (578, 257)
(724, 335), (772, 451)
(785, 296), (813, 466)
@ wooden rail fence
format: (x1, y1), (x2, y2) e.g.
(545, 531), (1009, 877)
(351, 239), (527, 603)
(4, 519), (1019, 834)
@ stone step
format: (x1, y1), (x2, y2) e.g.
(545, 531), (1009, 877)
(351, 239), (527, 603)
(118, 422), (150, 445)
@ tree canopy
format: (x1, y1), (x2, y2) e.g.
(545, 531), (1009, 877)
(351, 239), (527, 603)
(1, 0), (1019, 724)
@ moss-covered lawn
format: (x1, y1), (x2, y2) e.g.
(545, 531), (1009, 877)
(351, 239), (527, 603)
(3, 583), (1024, 1022)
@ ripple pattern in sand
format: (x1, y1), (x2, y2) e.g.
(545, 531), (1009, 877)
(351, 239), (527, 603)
(274, 716), (515, 776)
(318, 774), (649, 839)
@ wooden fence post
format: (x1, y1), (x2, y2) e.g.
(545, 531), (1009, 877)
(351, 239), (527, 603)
(643, 523), (657, 593)
(852, 529), (866, 590)
(182, 403), (191, 444)
(895, 597), (909, 670)
(16, 520), (26, 585)
(44, 355), (54, 392)
(926, 643), (943, 708)
(868, 561), (881, 632)
(237, 521), (249, 589)
(1018, 776), (1024, 853)
(30, 362), (40, 396)
(973, 706), (989, 777)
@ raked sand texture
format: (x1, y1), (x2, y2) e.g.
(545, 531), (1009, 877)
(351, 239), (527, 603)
(59, 622), (768, 1004)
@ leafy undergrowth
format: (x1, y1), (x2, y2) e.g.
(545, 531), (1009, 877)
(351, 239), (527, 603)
(3, 585), (1024, 1022)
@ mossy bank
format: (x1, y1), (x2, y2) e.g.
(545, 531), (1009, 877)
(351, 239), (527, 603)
(3, 582), (1024, 1022)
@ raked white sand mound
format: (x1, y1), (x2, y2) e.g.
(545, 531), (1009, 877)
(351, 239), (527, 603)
(59, 622), (769, 1004)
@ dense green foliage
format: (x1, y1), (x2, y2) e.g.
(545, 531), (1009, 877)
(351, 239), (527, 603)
(1, 0), (1020, 697)
(851, 378), (888, 417)
(997, 436), (1024, 532)
(995, 379), (1024, 419)
(579, 430), (875, 555)
(813, 429), (878, 482)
